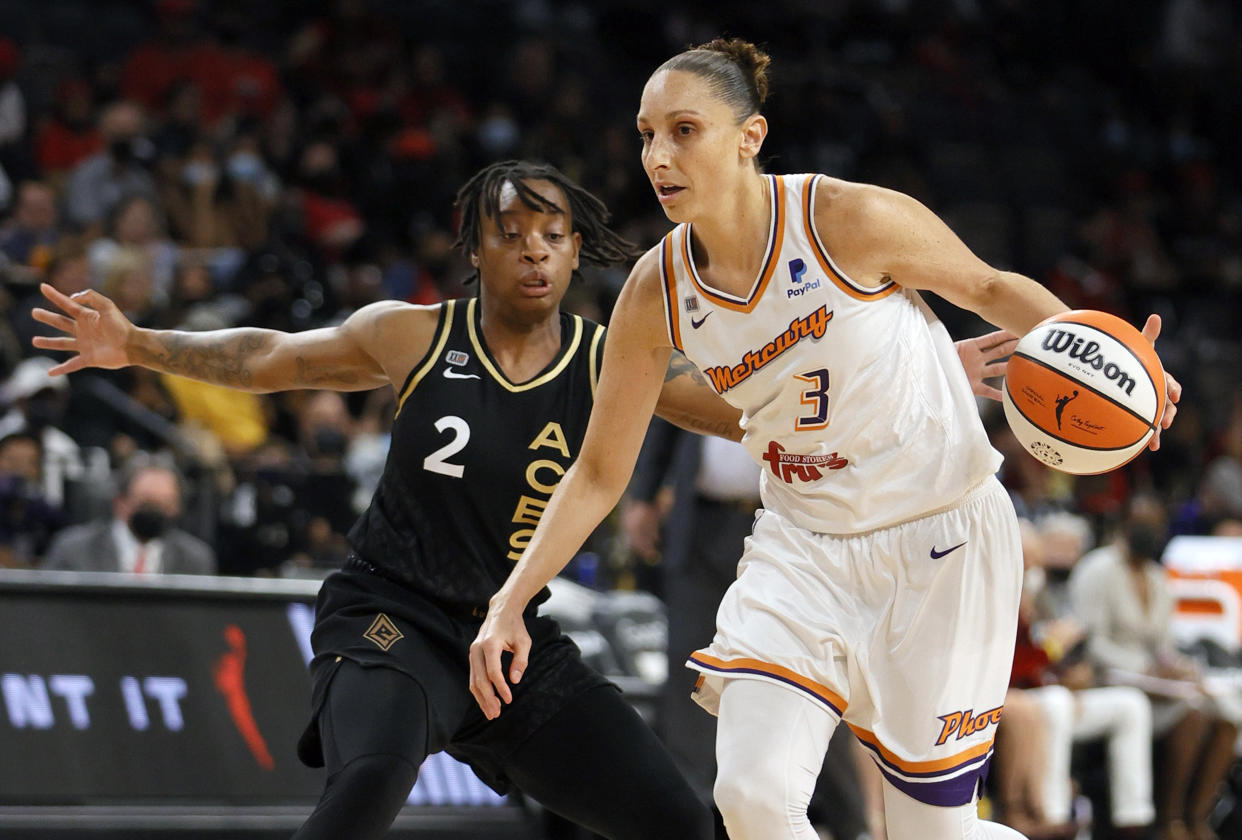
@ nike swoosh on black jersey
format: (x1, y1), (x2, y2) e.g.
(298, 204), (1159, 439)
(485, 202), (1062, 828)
(442, 368), (481, 380)
(690, 312), (712, 329)
(929, 541), (967, 559)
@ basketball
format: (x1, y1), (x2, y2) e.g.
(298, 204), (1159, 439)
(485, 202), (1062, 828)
(1003, 310), (1165, 475)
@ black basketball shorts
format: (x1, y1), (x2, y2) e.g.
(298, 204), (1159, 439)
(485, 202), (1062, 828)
(297, 566), (612, 792)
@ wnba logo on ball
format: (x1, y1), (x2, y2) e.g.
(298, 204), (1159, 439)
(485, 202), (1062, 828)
(1040, 329), (1137, 396)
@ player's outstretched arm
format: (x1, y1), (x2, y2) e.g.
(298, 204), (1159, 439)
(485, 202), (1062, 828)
(31, 283), (426, 393)
(815, 179), (1068, 338)
(469, 251), (672, 720)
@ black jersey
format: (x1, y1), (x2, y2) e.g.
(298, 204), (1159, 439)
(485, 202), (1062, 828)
(346, 297), (605, 610)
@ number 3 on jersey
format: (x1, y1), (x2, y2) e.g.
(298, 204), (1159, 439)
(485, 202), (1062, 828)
(795, 368), (830, 431)
(424, 416), (470, 477)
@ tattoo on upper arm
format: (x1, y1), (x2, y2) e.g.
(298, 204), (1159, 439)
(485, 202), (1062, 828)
(133, 332), (268, 387)
(295, 356), (360, 387)
(665, 351), (709, 386)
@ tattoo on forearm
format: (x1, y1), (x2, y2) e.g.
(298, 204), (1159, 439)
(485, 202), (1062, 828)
(665, 351), (709, 386)
(660, 409), (742, 440)
(295, 356), (360, 386)
(132, 332), (268, 387)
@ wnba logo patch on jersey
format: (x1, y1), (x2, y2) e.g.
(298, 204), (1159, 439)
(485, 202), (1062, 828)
(446, 350), (469, 366)
(363, 614), (404, 651)
(935, 705), (1003, 745)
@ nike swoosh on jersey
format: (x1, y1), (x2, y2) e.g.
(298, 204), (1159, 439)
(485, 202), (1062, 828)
(929, 541), (967, 559)
(690, 312), (712, 329)
(442, 367), (481, 380)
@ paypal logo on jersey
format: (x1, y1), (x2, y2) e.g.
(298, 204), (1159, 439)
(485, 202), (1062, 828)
(786, 258), (822, 298)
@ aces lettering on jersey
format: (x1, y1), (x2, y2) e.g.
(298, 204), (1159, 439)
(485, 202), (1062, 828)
(507, 421), (572, 561)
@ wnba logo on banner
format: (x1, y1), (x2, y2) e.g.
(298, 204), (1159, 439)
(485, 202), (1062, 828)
(4, 626), (272, 769)
(3, 625), (273, 771)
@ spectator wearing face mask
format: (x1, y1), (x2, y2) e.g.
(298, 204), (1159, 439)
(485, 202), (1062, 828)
(290, 390), (359, 569)
(161, 133), (279, 255)
(61, 100), (158, 233)
(41, 456), (215, 575)
(1071, 494), (1239, 840)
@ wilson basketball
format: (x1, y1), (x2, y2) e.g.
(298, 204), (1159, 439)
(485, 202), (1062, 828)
(1003, 310), (1165, 475)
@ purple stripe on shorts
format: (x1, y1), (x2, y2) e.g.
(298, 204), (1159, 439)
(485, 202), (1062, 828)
(874, 754), (993, 808)
(853, 735), (993, 780)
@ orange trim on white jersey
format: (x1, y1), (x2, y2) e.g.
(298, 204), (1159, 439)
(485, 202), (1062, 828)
(660, 234), (683, 352)
(803, 175), (899, 302)
(684, 175), (787, 313)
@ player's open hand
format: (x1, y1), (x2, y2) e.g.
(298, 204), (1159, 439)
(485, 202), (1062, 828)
(956, 329), (1018, 402)
(1140, 314), (1181, 451)
(469, 602), (531, 720)
(30, 283), (134, 375)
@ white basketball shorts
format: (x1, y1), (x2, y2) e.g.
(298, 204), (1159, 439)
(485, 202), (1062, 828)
(687, 476), (1022, 807)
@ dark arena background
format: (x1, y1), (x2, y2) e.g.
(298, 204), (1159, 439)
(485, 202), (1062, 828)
(0, 1), (1240, 839)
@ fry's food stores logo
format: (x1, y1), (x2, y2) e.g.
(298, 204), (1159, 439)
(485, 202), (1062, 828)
(762, 440), (848, 484)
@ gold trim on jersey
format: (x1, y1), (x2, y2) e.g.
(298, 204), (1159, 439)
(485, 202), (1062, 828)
(588, 322), (605, 397)
(465, 297), (583, 392)
(660, 234), (682, 351)
(683, 174), (786, 313)
(394, 298), (457, 418)
(803, 175), (898, 301)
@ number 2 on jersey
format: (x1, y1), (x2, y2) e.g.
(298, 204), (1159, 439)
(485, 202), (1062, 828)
(795, 368), (830, 431)
(424, 416), (470, 477)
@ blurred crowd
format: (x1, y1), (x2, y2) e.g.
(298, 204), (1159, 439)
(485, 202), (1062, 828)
(0, 0), (1239, 835)
(0, 0), (1237, 574)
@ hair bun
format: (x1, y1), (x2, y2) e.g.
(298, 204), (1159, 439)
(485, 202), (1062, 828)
(696, 38), (771, 105)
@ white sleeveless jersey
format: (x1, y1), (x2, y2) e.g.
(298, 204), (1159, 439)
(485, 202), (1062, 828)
(659, 173), (1001, 534)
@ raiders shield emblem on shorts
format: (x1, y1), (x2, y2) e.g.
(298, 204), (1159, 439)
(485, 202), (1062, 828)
(363, 613), (404, 651)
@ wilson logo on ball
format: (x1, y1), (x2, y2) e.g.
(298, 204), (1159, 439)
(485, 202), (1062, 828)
(1002, 310), (1165, 475)
(1040, 330), (1138, 396)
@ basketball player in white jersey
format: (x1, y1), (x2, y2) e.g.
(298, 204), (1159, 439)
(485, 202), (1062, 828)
(470, 39), (1181, 840)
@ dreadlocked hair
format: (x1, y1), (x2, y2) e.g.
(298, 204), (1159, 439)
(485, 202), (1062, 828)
(454, 160), (642, 284)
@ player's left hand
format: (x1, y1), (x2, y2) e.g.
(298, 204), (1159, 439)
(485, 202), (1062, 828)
(469, 601), (531, 720)
(956, 329), (1018, 402)
(1141, 314), (1181, 451)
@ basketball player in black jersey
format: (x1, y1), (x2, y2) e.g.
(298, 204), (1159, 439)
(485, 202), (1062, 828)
(32, 160), (738, 840)
(35, 158), (1018, 839)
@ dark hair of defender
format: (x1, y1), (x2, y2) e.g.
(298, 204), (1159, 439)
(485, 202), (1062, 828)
(454, 160), (642, 285)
